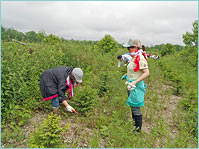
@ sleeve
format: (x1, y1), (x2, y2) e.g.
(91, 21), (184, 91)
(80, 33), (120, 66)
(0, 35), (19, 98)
(126, 55), (132, 63)
(118, 60), (121, 67)
(124, 57), (129, 64)
(57, 75), (67, 103)
(140, 56), (148, 69)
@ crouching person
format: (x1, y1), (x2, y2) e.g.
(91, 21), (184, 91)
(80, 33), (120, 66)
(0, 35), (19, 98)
(40, 66), (83, 114)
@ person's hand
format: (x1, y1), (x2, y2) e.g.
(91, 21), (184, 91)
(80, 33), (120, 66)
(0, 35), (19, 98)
(66, 105), (75, 112)
(127, 82), (136, 90)
(125, 81), (129, 85)
(130, 81), (137, 86)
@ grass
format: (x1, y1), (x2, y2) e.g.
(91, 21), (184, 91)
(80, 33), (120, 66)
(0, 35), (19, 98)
(1, 41), (197, 148)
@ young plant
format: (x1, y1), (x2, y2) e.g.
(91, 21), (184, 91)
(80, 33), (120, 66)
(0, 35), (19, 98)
(28, 112), (69, 148)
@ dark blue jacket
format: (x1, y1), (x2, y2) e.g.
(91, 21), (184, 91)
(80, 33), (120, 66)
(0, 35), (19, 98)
(40, 66), (74, 103)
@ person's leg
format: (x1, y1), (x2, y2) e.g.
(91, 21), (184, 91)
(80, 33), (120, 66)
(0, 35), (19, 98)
(52, 97), (60, 114)
(128, 91), (136, 124)
(131, 107), (142, 132)
(130, 106), (135, 123)
(128, 91), (135, 121)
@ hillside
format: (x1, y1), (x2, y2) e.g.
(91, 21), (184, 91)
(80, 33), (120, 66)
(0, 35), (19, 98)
(1, 21), (198, 148)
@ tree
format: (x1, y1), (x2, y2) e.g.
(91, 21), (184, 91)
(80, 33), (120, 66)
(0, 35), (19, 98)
(1, 27), (25, 41)
(97, 34), (119, 54)
(25, 31), (37, 42)
(180, 20), (198, 70)
(36, 30), (47, 42)
(28, 113), (69, 148)
(42, 34), (61, 45)
(160, 43), (175, 56)
(1, 26), (5, 32)
(182, 20), (198, 46)
(1, 26), (7, 40)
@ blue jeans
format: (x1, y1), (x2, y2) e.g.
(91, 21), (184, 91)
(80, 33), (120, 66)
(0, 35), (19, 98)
(52, 97), (59, 109)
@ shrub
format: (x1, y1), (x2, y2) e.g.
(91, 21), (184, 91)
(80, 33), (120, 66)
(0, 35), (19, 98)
(72, 85), (97, 115)
(28, 113), (69, 148)
(98, 73), (110, 97)
(160, 43), (175, 56)
(42, 34), (61, 45)
(97, 34), (119, 54)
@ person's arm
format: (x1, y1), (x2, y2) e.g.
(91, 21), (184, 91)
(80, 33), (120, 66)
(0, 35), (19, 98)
(118, 60), (121, 69)
(57, 74), (76, 112)
(62, 100), (69, 107)
(131, 68), (149, 86)
(123, 57), (129, 64)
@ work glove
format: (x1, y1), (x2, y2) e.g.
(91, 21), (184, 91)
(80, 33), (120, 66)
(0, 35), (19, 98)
(121, 74), (127, 80)
(66, 105), (75, 112)
(125, 81), (129, 85)
(127, 82), (136, 90)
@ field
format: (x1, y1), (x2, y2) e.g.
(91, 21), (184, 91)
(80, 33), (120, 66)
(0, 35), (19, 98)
(1, 22), (198, 147)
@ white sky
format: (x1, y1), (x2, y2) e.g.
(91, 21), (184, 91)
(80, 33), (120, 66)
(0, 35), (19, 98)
(1, 1), (198, 46)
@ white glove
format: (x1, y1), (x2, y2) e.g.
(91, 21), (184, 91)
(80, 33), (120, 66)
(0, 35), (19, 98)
(125, 81), (129, 85)
(66, 105), (75, 112)
(127, 82), (136, 90)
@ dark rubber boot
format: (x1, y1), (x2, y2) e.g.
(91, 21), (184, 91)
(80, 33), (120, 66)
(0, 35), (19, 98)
(132, 112), (136, 126)
(134, 115), (142, 133)
(132, 112), (135, 121)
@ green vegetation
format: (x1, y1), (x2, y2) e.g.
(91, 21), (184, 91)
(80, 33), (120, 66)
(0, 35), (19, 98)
(28, 113), (69, 148)
(97, 34), (119, 54)
(158, 20), (198, 139)
(1, 20), (198, 148)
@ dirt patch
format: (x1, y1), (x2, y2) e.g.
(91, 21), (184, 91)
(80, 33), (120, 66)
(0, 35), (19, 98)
(156, 83), (183, 139)
(142, 121), (152, 134)
(145, 75), (184, 140)
(60, 117), (93, 147)
(161, 93), (183, 138)
(5, 111), (103, 148)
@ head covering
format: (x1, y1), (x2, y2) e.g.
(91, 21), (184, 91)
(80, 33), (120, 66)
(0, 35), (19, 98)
(123, 39), (142, 48)
(72, 68), (83, 83)
(117, 55), (122, 60)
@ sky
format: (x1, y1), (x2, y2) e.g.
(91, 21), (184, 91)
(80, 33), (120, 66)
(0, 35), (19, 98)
(1, 1), (198, 46)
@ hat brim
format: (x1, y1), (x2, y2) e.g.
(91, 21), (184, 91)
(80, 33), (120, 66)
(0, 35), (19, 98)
(76, 79), (82, 83)
(123, 43), (132, 48)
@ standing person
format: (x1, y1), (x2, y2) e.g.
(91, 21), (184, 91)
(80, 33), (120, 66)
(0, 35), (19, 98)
(40, 66), (83, 114)
(117, 54), (132, 70)
(142, 45), (146, 51)
(122, 39), (149, 133)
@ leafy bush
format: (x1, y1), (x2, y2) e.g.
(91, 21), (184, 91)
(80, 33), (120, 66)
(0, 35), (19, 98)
(182, 20), (198, 46)
(179, 46), (198, 70)
(98, 73), (110, 96)
(42, 34), (61, 45)
(72, 85), (97, 115)
(160, 43), (175, 56)
(28, 113), (69, 148)
(97, 34), (119, 54)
